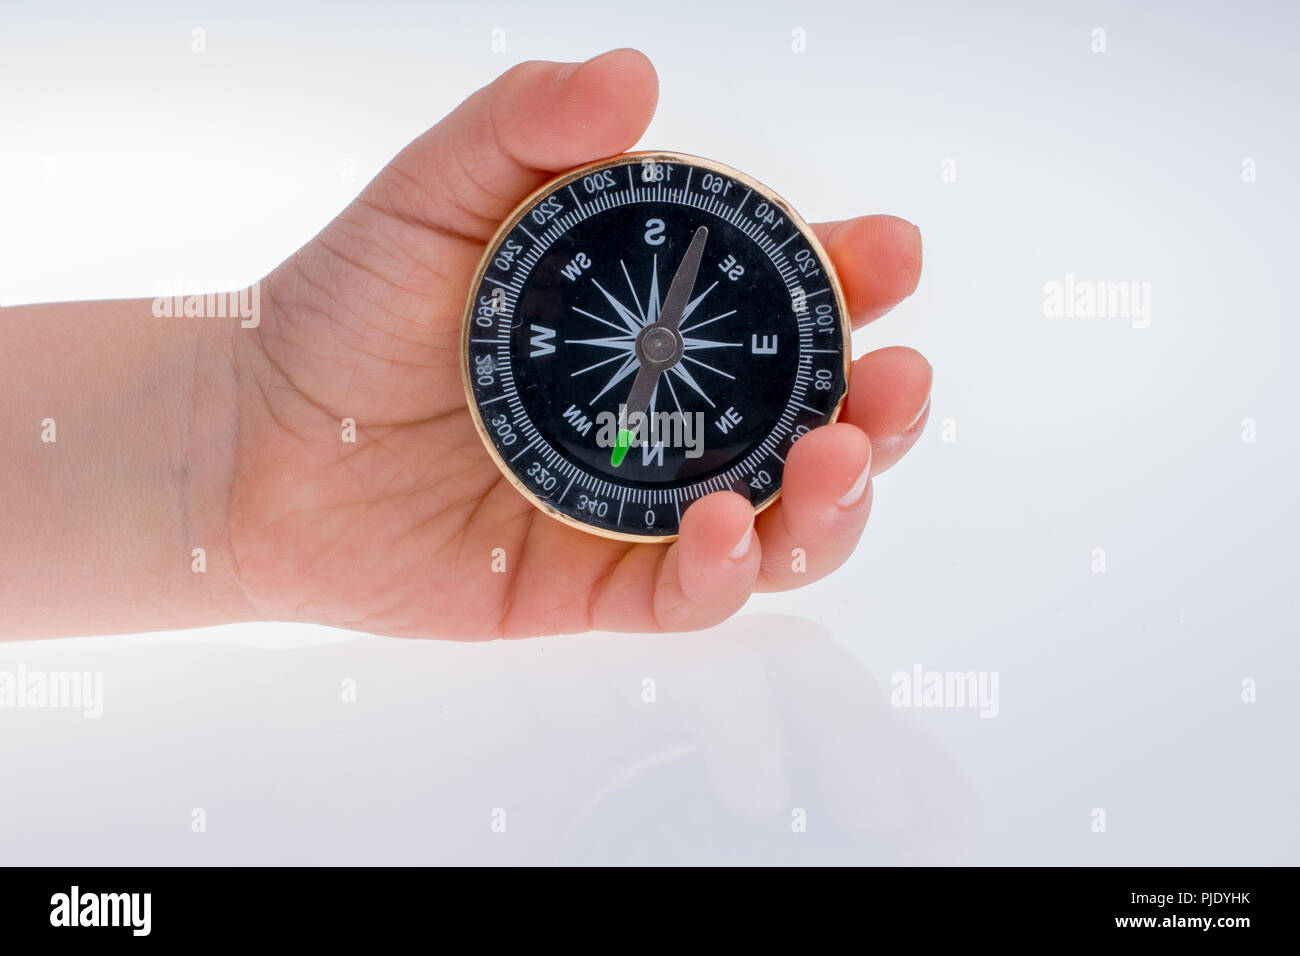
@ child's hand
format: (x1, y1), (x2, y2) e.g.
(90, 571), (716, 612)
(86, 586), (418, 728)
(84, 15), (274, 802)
(223, 50), (930, 638)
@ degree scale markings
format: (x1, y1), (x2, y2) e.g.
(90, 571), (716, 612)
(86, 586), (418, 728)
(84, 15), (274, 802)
(466, 155), (846, 537)
(483, 174), (829, 502)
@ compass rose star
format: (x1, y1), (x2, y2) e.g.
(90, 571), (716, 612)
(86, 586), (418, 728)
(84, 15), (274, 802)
(590, 279), (642, 335)
(566, 246), (748, 409)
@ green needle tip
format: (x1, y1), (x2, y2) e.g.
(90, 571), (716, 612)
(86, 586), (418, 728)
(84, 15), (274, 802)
(611, 428), (634, 467)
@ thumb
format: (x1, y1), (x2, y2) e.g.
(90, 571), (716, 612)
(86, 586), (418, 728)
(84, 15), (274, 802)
(366, 49), (658, 241)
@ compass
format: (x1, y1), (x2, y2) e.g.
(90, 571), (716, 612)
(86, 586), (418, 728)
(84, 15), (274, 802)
(461, 151), (850, 542)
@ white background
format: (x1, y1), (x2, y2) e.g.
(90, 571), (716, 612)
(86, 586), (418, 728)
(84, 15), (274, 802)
(2, 0), (1297, 864)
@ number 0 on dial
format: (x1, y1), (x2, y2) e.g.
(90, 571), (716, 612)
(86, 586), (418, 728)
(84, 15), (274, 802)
(461, 151), (850, 542)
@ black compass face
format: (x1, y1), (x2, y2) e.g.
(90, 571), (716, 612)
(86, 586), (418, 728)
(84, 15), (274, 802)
(464, 153), (849, 540)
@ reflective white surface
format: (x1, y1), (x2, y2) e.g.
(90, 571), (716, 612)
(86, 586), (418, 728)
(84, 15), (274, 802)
(1, 617), (982, 865)
(2, 0), (1297, 865)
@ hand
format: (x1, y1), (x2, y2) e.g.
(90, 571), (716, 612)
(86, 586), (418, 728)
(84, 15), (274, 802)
(227, 49), (930, 638)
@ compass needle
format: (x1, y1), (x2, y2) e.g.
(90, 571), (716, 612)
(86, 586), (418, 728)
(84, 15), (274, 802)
(463, 153), (848, 540)
(662, 370), (685, 416)
(591, 353), (640, 404)
(679, 281), (719, 324)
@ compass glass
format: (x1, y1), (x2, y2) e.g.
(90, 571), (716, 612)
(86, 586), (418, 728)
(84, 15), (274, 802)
(464, 153), (849, 540)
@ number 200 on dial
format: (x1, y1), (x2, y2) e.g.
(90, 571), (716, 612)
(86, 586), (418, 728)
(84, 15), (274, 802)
(461, 151), (850, 542)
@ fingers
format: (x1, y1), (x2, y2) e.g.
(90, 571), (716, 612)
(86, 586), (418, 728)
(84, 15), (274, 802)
(841, 345), (933, 475)
(753, 423), (874, 592)
(811, 215), (922, 328)
(369, 49), (659, 240)
(746, 347), (931, 592)
(583, 349), (931, 613)
(589, 491), (759, 632)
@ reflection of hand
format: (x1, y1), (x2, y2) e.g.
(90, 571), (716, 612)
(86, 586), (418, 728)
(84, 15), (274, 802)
(227, 49), (931, 638)
(561, 615), (977, 864)
(0, 616), (973, 863)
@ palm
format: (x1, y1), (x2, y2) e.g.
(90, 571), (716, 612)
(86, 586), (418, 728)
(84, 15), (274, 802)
(224, 51), (930, 639)
(229, 195), (619, 638)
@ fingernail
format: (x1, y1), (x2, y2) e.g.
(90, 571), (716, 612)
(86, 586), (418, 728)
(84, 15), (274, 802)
(728, 518), (755, 560)
(903, 394), (931, 433)
(557, 61), (582, 82)
(836, 447), (873, 509)
(899, 219), (923, 297)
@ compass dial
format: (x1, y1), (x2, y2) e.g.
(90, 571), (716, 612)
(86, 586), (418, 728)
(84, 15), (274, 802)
(462, 152), (850, 541)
